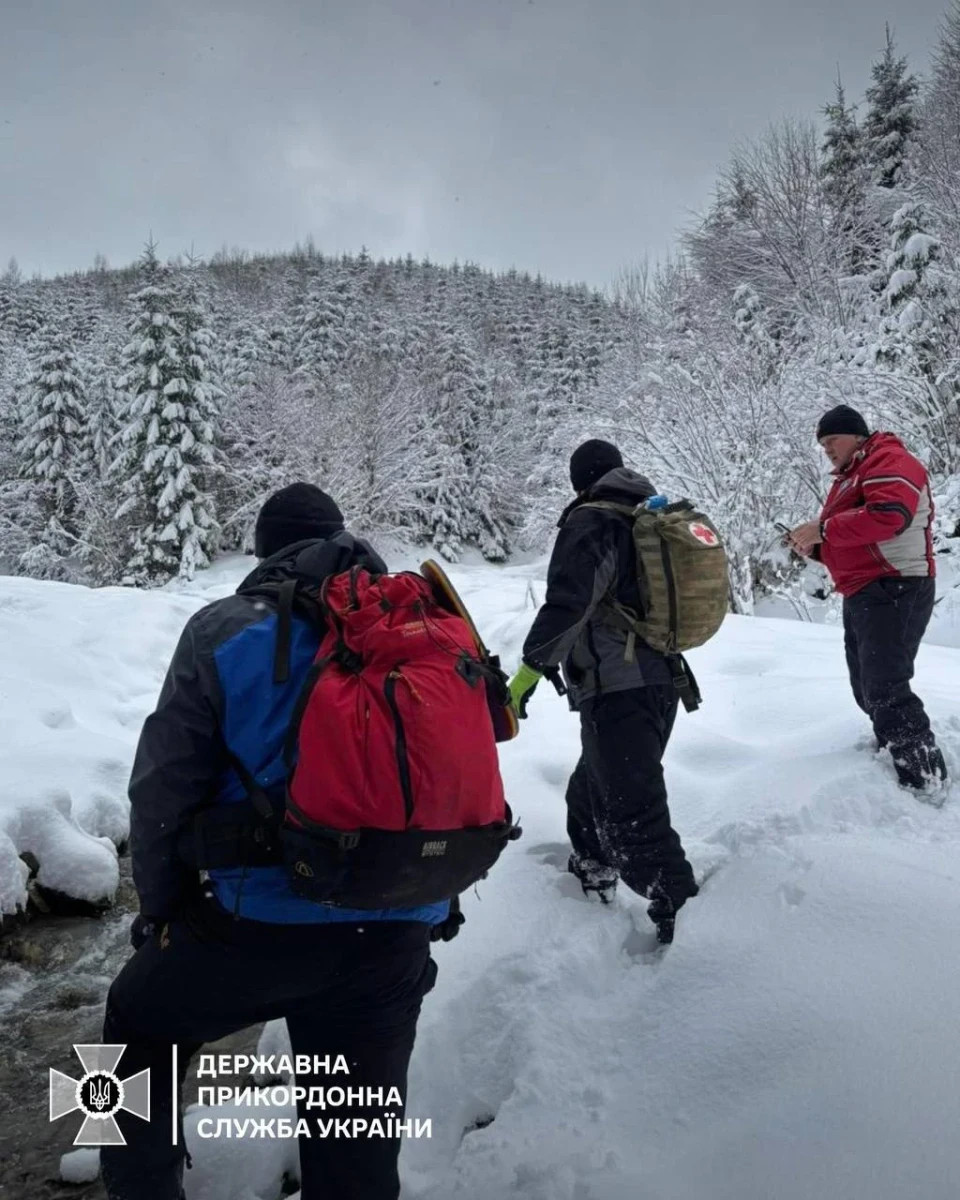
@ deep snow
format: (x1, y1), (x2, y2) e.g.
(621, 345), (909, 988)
(4, 555), (959, 1199)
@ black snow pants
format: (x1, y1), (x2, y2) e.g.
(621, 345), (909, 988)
(565, 684), (697, 908)
(100, 894), (437, 1200)
(842, 576), (945, 788)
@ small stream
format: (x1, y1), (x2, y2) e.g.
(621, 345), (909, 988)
(0, 861), (264, 1200)
(0, 868), (136, 1200)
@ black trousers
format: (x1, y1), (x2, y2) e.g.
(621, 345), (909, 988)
(565, 685), (697, 905)
(100, 896), (437, 1200)
(843, 576), (942, 786)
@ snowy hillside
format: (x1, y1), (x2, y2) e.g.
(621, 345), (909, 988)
(3, 559), (960, 1200)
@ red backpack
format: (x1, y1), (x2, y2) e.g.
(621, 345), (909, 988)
(262, 564), (520, 908)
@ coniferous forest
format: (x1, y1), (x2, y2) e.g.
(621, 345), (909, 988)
(2, 18), (960, 611)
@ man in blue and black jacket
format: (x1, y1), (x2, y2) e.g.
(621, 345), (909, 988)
(509, 441), (699, 942)
(101, 484), (456, 1200)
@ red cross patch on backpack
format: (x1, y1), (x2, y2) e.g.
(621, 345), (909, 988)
(272, 564), (520, 907)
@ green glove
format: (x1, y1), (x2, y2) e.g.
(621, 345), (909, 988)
(508, 663), (543, 718)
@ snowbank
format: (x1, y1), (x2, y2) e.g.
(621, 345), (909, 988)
(0, 574), (204, 915)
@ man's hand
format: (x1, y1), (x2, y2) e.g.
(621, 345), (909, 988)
(789, 520), (823, 557)
(430, 896), (465, 943)
(130, 914), (159, 951)
(508, 664), (543, 719)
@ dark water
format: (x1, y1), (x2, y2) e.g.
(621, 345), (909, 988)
(0, 883), (134, 1199)
(0, 863), (263, 1200)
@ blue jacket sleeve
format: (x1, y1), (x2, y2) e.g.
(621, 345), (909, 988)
(128, 616), (224, 919)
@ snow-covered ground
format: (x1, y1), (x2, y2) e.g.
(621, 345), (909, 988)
(4, 556), (960, 1199)
(755, 552), (960, 649)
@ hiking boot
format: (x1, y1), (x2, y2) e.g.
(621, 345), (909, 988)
(892, 744), (948, 794)
(567, 853), (618, 904)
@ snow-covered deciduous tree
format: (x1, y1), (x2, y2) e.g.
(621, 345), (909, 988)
(918, 2), (960, 243)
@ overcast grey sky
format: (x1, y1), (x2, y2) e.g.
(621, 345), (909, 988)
(0, 0), (950, 287)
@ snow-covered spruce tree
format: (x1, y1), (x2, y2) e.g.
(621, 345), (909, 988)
(69, 363), (125, 584)
(439, 326), (511, 561)
(293, 270), (356, 386)
(863, 27), (920, 192)
(408, 327), (478, 562)
(873, 202), (960, 475)
(7, 284), (48, 348)
(113, 255), (220, 585)
(15, 331), (88, 574)
(215, 366), (304, 552)
(821, 76), (868, 272)
(219, 317), (269, 404)
(0, 337), (31, 567)
(733, 283), (781, 379)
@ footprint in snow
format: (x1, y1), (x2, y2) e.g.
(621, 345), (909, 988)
(538, 761), (571, 790)
(777, 881), (807, 908)
(621, 921), (662, 960)
(41, 706), (75, 730)
(525, 841), (569, 869)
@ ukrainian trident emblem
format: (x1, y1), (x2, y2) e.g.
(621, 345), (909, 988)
(49, 1045), (150, 1145)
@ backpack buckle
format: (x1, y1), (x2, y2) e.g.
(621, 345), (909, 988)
(455, 653), (484, 689)
(335, 646), (364, 674)
(542, 666), (568, 697)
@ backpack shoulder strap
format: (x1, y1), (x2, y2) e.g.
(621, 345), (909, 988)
(223, 746), (280, 822)
(575, 500), (639, 520)
(283, 655), (335, 774)
(237, 575), (326, 686)
(273, 579), (298, 685)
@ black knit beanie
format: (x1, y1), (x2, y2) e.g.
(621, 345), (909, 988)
(816, 405), (870, 441)
(254, 483), (345, 558)
(569, 439), (624, 493)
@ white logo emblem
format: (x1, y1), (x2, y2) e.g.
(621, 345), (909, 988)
(50, 1045), (150, 1145)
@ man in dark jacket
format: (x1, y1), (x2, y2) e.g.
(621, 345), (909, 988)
(509, 440), (699, 942)
(790, 406), (947, 794)
(100, 484), (454, 1200)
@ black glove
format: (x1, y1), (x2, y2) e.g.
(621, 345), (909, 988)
(430, 896), (466, 943)
(130, 914), (159, 950)
(647, 878), (699, 945)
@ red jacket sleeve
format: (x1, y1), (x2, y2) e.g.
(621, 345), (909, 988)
(823, 444), (927, 549)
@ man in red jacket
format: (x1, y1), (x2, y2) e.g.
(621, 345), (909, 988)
(790, 405), (947, 793)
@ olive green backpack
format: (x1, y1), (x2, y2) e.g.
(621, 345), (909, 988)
(580, 499), (729, 657)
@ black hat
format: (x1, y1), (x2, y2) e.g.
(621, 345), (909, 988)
(569, 439), (624, 493)
(816, 405), (870, 441)
(254, 483), (345, 558)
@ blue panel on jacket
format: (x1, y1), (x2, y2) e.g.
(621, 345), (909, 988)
(209, 610), (449, 926)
